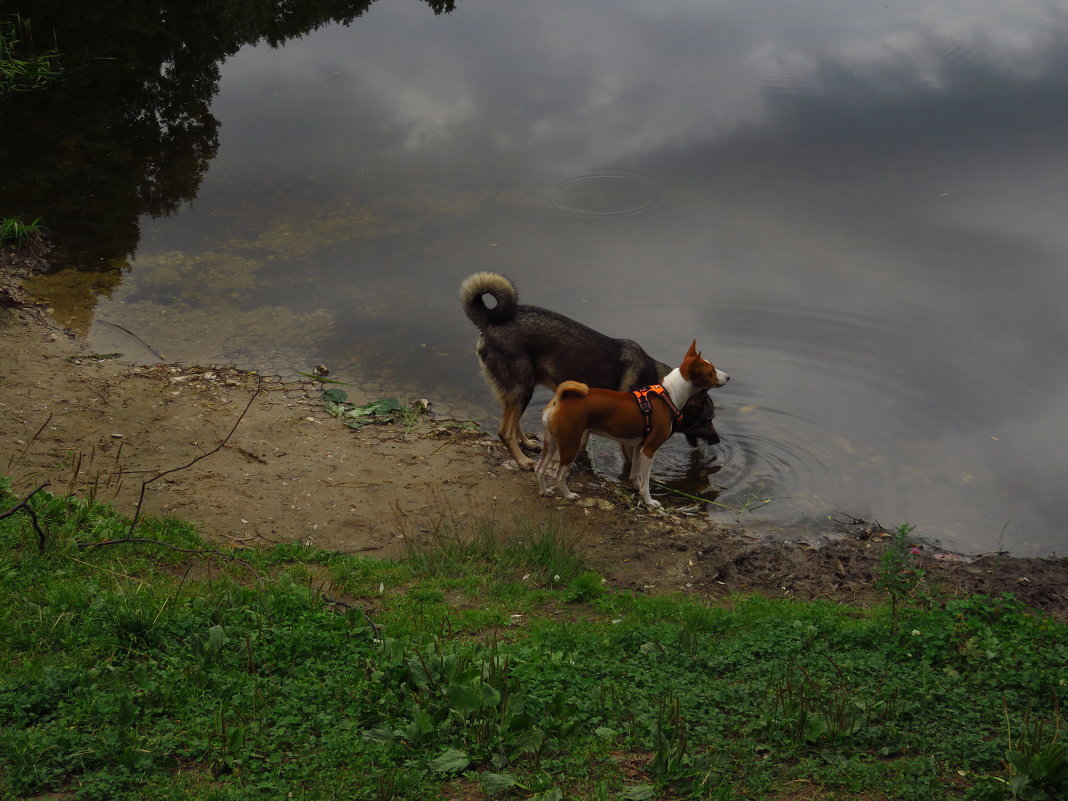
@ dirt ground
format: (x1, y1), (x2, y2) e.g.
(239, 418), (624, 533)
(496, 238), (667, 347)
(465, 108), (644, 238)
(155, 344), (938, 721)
(4, 257), (1068, 619)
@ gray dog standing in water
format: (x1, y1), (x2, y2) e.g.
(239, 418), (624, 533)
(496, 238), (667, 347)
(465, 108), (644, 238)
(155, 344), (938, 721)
(460, 271), (722, 469)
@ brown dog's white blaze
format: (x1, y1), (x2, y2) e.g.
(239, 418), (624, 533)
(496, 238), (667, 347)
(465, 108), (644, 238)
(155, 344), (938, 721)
(536, 342), (729, 509)
(680, 339), (730, 390)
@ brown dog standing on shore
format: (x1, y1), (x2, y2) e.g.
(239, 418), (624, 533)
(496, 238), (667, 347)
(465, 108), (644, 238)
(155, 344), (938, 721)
(534, 341), (728, 508)
(460, 272), (722, 469)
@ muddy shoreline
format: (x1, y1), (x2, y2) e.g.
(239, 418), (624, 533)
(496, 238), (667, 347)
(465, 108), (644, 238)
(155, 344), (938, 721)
(3, 256), (1067, 619)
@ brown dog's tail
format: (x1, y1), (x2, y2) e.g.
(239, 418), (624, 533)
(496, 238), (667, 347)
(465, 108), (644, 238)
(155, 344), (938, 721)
(459, 272), (518, 328)
(542, 381), (590, 428)
(556, 381), (589, 399)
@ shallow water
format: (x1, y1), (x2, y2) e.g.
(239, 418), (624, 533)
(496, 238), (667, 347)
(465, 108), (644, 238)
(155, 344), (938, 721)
(9, 0), (1068, 554)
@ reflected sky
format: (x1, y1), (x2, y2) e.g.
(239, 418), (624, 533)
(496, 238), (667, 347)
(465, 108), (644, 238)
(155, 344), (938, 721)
(50, 0), (1068, 553)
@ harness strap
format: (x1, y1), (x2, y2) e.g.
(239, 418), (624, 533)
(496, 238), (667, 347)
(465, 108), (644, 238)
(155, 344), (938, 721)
(632, 385), (684, 438)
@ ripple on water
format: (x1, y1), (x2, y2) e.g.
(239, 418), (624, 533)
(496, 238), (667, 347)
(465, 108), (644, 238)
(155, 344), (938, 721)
(759, 35), (979, 95)
(653, 0), (981, 98)
(855, 37), (977, 77)
(656, 1), (739, 25)
(584, 404), (846, 518)
(547, 171), (662, 217)
(572, 299), (920, 521)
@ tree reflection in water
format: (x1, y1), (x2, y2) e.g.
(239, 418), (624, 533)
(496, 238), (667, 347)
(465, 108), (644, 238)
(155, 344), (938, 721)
(0, 0), (456, 284)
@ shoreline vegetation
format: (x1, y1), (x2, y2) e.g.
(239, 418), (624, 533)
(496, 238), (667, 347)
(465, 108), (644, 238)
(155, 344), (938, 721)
(1, 479), (1066, 800)
(0, 216), (49, 258)
(0, 15), (62, 95)
(2, 258), (1068, 800)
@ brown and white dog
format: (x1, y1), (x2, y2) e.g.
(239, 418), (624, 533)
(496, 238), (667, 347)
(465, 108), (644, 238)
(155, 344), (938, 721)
(535, 341), (729, 508)
(460, 272), (722, 469)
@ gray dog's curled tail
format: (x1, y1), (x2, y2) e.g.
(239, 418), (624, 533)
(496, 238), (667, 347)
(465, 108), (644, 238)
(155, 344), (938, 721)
(459, 271), (518, 328)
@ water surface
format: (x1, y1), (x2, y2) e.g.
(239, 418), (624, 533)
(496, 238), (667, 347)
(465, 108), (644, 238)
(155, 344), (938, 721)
(7, 0), (1068, 554)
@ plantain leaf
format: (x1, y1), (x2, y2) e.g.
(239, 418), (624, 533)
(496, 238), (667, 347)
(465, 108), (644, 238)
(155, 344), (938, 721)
(430, 747), (470, 773)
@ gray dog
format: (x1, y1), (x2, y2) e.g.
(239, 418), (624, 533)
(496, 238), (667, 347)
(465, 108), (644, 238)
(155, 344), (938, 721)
(460, 271), (722, 469)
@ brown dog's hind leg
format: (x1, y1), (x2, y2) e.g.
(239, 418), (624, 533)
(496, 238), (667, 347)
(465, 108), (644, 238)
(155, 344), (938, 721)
(549, 436), (581, 500)
(534, 428), (559, 495)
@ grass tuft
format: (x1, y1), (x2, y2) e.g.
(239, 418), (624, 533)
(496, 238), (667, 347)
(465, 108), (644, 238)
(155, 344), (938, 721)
(0, 16), (61, 95)
(401, 515), (587, 588)
(0, 216), (50, 256)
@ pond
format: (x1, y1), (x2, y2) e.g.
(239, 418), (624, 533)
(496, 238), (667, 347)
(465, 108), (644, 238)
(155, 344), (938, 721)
(4, 0), (1068, 555)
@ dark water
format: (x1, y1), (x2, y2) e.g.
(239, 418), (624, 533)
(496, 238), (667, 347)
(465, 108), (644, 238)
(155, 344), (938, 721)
(5, 0), (1068, 554)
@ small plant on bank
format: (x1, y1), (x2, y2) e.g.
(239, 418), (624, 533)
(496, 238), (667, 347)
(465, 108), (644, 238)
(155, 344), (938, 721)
(875, 522), (931, 621)
(321, 387), (429, 434)
(562, 571), (606, 603)
(0, 216), (50, 256)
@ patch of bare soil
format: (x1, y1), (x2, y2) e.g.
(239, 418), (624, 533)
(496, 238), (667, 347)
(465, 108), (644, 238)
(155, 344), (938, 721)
(3, 259), (1067, 619)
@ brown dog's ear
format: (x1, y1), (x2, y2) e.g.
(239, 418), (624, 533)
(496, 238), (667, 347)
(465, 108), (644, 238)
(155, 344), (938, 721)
(680, 340), (698, 379)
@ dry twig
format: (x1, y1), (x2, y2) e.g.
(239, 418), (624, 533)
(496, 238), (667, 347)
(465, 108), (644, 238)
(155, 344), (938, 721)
(75, 383), (265, 580)
(124, 381), (263, 538)
(0, 482), (51, 553)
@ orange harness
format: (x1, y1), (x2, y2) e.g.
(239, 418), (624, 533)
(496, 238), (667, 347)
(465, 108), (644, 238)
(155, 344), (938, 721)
(632, 385), (684, 438)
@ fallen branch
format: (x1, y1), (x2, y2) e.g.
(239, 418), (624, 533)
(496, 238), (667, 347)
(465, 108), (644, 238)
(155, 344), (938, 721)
(76, 382), (265, 580)
(0, 481), (50, 553)
(96, 319), (164, 361)
(124, 381), (263, 538)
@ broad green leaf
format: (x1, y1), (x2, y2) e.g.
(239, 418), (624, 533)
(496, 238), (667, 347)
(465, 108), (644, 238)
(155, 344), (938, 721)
(481, 683), (502, 708)
(362, 728), (394, 743)
(227, 725), (246, 752)
(343, 407), (374, 418)
(447, 683), (483, 711)
(620, 785), (655, 800)
(207, 624), (227, 652)
(514, 727), (545, 754)
(480, 773), (518, 795)
(430, 747), (470, 773)
(411, 706), (435, 737)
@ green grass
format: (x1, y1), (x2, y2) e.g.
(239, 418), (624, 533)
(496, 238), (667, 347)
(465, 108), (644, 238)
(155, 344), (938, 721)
(1, 477), (1066, 800)
(0, 16), (61, 95)
(0, 216), (49, 256)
